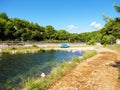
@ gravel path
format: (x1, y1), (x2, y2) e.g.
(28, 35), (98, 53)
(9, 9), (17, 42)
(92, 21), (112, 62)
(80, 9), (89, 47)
(48, 48), (120, 90)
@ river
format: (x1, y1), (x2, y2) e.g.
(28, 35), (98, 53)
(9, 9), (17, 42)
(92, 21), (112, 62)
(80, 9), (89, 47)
(0, 51), (82, 89)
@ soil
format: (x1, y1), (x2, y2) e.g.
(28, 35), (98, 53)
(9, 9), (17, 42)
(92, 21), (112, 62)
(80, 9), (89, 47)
(48, 48), (120, 90)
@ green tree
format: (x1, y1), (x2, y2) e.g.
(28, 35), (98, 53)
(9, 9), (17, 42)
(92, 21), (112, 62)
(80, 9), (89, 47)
(0, 18), (7, 40)
(4, 21), (16, 40)
(31, 30), (43, 41)
(100, 18), (120, 39)
(69, 33), (80, 42)
(45, 25), (55, 39)
(22, 31), (32, 41)
(102, 14), (112, 22)
(101, 35), (115, 45)
(114, 3), (120, 13)
(57, 30), (70, 40)
(0, 12), (8, 20)
(79, 32), (92, 42)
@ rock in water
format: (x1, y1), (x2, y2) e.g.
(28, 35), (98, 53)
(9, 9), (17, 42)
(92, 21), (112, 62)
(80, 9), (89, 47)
(41, 73), (46, 77)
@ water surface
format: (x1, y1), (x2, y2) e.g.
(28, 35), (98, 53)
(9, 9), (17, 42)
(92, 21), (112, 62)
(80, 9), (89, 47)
(0, 51), (82, 89)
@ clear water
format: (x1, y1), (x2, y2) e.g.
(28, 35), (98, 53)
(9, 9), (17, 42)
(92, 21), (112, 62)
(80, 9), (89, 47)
(0, 51), (82, 89)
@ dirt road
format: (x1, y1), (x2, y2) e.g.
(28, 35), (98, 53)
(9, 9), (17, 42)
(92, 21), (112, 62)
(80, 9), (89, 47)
(48, 48), (120, 90)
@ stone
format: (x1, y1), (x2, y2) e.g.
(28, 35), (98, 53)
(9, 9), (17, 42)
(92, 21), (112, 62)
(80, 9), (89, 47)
(41, 73), (46, 77)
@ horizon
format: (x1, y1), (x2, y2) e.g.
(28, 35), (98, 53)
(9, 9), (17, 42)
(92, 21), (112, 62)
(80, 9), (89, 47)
(0, 0), (120, 33)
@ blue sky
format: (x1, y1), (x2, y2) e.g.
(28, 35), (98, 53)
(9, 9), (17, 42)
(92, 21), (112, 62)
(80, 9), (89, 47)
(0, 0), (120, 33)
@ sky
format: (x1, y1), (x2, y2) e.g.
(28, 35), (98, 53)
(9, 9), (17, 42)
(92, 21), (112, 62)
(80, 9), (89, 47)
(0, 0), (120, 33)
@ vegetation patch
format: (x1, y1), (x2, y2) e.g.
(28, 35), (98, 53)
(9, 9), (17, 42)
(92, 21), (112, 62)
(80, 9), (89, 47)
(23, 50), (96, 90)
(1, 45), (44, 54)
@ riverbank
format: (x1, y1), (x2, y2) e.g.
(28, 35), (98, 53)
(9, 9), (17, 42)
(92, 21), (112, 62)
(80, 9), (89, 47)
(1, 45), (44, 54)
(23, 50), (97, 90)
(0, 44), (101, 55)
(48, 48), (120, 90)
(0, 42), (90, 54)
(1, 44), (119, 90)
(22, 47), (120, 90)
(0, 44), (98, 90)
(3, 44), (117, 90)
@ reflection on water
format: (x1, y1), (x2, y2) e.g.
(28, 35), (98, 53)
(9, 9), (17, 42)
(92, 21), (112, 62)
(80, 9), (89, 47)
(0, 51), (82, 89)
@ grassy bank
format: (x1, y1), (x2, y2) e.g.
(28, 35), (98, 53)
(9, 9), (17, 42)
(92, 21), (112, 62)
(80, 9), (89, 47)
(106, 45), (120, 80)
(23, 50), (96, 90)
(1, 45), (45, 54)
(1, 45), (92, 54)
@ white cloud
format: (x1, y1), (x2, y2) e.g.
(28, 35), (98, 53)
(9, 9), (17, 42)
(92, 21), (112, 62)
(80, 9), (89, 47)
(91, 21), (102, 29)
(67, 24), (78, 30)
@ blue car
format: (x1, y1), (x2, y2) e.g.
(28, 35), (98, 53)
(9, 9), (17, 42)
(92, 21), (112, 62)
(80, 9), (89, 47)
(60, 44), (69, 48)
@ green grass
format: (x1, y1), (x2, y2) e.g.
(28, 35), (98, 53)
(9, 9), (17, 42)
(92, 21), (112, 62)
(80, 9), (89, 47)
(1, 45), (45, 54)
(23, 50), (96, 90)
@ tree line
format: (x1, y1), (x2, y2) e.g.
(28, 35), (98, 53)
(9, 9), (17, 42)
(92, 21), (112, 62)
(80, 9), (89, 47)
(0, 3), (120, 45)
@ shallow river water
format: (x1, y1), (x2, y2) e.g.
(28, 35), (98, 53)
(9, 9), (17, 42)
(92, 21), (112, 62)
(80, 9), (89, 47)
(0, 51), (82, 89)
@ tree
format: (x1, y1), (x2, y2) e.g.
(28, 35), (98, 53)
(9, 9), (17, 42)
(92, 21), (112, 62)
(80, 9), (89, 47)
(101, 18), (120, 38)
(0, 12), (8, 20)
(69, 33), (80, 42)
(22, 31), (32, 41)
(114, 3), (120, 13)
(102, 14), (112, 22)
(0, 18), (7, 40)
(45, 25), (55, 39)
(101, 35), (116, 45)
(94, 31), (102, 42)
(4, 21), (16, 40)
(79, 32), (92, 42)
(56, 30), (70, 40)
(31, 30), (44, 41)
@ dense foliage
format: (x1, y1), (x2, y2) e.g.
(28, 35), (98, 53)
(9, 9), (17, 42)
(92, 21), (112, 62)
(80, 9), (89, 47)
(0, 12), (120, 44)
(100, 18), (120, 44)
(0, 13), (72, 42)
